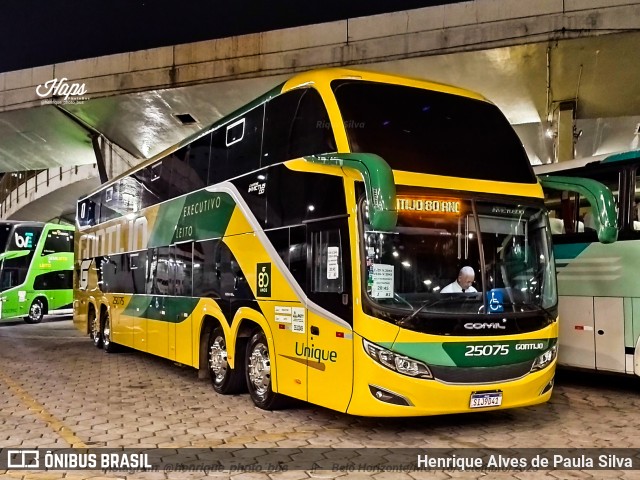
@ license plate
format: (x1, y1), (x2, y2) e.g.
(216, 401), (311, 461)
(470, 391), (502, 408)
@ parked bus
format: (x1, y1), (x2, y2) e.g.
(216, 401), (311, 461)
(74, 68), (615, 416)
(0, 221), (74, 323)
(535, 150), (640, 376)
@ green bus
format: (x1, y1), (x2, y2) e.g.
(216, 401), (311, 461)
(535, 150), (640, 376)
(0, 221), (74, 323)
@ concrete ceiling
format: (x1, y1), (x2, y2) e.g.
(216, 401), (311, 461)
(0, 31), (639, 174)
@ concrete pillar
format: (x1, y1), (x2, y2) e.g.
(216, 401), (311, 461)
(554, 101), (576, 163)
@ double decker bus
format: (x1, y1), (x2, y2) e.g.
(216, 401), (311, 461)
(535, 150), (640, 376)
(0, 221), (74, 323)
(74, 69), (615, 416)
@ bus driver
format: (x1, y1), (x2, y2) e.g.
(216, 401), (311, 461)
(441, 266), (477, 293)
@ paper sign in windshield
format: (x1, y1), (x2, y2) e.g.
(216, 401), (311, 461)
(327, 246), (339, 279)
(370, 264), (394, 298)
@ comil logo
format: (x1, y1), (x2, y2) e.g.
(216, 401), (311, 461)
(14, 232), (34, 249)
(464, 322), (507, 330)
(36, 77), (89, 105)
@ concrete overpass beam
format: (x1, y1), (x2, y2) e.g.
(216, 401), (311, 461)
(554, 101), (577, 162)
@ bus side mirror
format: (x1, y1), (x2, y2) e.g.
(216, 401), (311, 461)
(538, 175), (618, 244)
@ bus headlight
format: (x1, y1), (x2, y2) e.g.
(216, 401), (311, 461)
(530, 345), (557, 372)
(363, 338), (433, 379)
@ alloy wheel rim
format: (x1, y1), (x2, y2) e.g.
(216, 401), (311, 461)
(209, 336), (228, 383)
(248, 343), (270, 396)
(30, 303), (41, 321)
(103, 316), (110, 347)
(92, 316), (100, 344)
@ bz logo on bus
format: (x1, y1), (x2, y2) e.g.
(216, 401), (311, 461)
(257, 263), (271, 297)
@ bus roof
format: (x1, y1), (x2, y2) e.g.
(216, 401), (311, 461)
(534, 150), (640, 174)
(0, 221), (73, 230)
(80, 68), (492, 201)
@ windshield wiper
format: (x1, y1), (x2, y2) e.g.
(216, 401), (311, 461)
(505, 302), (556, 320)
(396, 298), (458, 326)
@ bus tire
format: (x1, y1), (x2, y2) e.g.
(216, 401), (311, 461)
(208, 326), (245, 394)
(91, 309), (103, 349)
(245, 329), (289, 410)
(102, 311), (117, 353)
(24, 298), (45, 324)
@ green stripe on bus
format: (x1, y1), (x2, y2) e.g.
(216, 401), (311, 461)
(148, 190), (236, 247)
(554, 243), (589, 260)
(123, 296), (200, 323)
(602, 150), (640, 164)
(0, 250), (30, 260)
(388, 338), (556, 367)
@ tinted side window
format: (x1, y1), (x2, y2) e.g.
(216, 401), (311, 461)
(0, 224), (11, 251)
(165, 135), (211, 198)
(210, 105), (264, 184)
(289, 88), (335, 158)
(631, 168), (640, 232)
(265, 229), (289, 267)
(262, 89), (335, 167)
(174, 242), (193, 297)
(34, 271), (73, 290)
(42, 229), (73, 255)
(262, 89), (303, 166)
(189, 134), (212, 190)
(0, 256), (31, 291)
(101, 255), (126, 293)
(100, 182), (120, 223)
(147, 247), (173, 295)
(163, 146), (190, 199)
(193, 239), (221, 299)
(77, 198), (98, 227)
(289, 226), (307, 289)
(311, 229), (344, 293)
(129, 251), (147, 294)
(232, 171), (267, 225)
(265, 165), (346, 228)
(265, 226), (307, 290)
(132, 162), (171, 209)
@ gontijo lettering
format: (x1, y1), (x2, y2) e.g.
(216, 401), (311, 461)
(396, 197), (461, 214)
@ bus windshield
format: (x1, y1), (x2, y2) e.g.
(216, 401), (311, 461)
(362, 198), (557, 317)
(0, 223), (13, 253)
(332, 80), (536, 183)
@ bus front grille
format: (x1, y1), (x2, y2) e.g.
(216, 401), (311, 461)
(429, 360), (535, 384)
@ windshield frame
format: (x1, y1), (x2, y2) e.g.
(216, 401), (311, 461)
(357, 188), (558, 323)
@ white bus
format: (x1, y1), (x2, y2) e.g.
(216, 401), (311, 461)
(535, 150), (639, 376)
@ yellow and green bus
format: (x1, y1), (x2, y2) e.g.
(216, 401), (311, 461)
(74, 69), (615, 416)
(0, 221), (74, 323)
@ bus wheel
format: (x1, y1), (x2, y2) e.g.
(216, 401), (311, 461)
(245, 329), (288, 410)
(91, 311), (103, 349)
(24, 298), (44, 324)
(208, 326), (245, 394)
(102, 312), (117, 353)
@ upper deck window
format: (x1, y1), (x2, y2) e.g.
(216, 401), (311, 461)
(332, 80), (535, 184)
(42, 229), (73, 255)
(0, 224), (12, 252)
